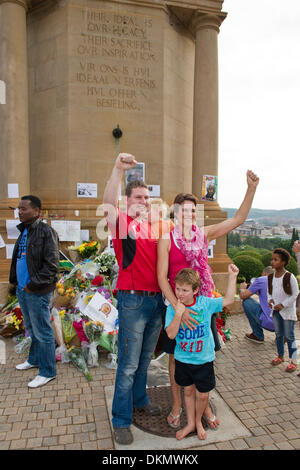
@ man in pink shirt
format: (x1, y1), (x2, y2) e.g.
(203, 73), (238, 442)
(103, 153), (165, 445)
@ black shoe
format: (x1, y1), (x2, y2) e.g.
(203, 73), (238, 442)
(245, 333), (264, 343)
(134, 402), (162, 416)
(113, 427), (133, 445)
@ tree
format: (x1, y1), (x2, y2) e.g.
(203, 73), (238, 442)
(290, 228), (299, 252)
(232, 255), (264, 283)
(227, 232), (242, 247)
(261, 251), (272, 267)
(234, 250), (262, 261)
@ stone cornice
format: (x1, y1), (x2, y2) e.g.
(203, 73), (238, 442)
(189, 8), (227, 33)
(165, 0), (224, 12)
(0, 0), (28, 9)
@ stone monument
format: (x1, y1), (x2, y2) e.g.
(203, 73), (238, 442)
(0, 0), (230, 290)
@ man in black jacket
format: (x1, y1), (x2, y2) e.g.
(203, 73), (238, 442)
(9, 195), (59, 388)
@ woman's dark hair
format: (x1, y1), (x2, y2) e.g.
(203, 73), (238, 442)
(273, 248), (291, 266)
(173, 193), (198, 206)
(21, 195), (42, 210)
(173, 193), (198, 213)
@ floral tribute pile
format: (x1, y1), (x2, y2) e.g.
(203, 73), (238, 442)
(211, 291), (232, 345)
(0, 243), (120, 380)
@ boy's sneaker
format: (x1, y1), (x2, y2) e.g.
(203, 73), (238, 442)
(16, 361), (38, 370)
(245, 333), (264, 343)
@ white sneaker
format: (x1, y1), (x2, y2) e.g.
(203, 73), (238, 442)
(28, 375), (56, 388)
(16, 361), (38, 370)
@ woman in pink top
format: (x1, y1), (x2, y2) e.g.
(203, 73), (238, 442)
(157, 170), (259, 430)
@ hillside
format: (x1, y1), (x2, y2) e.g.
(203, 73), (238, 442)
(222, 207), (300, 225)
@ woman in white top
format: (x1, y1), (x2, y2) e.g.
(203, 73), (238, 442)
(268, 248), (299, 372)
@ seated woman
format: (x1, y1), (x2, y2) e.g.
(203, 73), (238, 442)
(157, 170), (259, 430)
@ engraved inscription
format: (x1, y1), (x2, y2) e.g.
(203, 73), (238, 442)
(72, 9), (161, 111)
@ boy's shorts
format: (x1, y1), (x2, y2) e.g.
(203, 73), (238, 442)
(174, 359), (215, 393)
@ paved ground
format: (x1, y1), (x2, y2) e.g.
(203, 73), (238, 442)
(0, 313), (299, 451)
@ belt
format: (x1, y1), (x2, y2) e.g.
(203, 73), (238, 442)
(120, 290), (159, 297)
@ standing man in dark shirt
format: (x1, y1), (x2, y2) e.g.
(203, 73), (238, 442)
(103, 153), (165, 445)
(9, 195), (59, 388)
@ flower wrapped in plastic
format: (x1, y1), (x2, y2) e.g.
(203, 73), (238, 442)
(83, 321), (104, 367)
(59, 310), (77, 345)
(14, 336), (32, 355)
(70, 240), (100, 259)
(94, 251), (117, 278)
(67, 346), (93, 381)
(51, 307), (64, 347)
(104, 330), (118, 370)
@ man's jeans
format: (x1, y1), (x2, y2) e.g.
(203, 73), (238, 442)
(112, 291), (164, 429)
(242, 298), (264, 340)
(17, 288), (56, 378)
(273, 310), (297, 361)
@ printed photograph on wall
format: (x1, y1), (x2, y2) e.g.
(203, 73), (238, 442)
(77, 183), (98, 198)
(125, 163), (145, 185)
(201, 175), (218, 202)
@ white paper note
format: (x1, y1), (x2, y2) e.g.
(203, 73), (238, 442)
(8, 184), (19, 199)
(6, 244), (15, 259)
(6, 219), (20, 239)
(0, 235), (6, 249)
(0, 80), (6, 105)
(51, 220), (81, 242)
(148, 185), (160, 197)
(208, 245), (214, 258)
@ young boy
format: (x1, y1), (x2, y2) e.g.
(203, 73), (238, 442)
(165, 264), (239, 441)
(268, 248), (299, 372)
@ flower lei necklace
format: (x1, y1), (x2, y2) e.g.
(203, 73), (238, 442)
(172, 224), (215, 296)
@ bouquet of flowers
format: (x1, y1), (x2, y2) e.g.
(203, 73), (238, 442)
(104, 330), (118, 370)
(83, 321), (104, 367)
(70, 240), (100, 260)
(59, 310), (77, 345)
(8, 307), (24, 330)
(56, 270), (91, 300)
(67, 346), (93, 381)
(94, 251), (117, 278)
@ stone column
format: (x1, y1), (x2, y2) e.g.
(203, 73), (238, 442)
(0, 0), (30, 199)
(191, 10), (226, 202)
(191, 10), (232, 285)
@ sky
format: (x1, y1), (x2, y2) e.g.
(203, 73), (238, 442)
(218, 0), (300, 210)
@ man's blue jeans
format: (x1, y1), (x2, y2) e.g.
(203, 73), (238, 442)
(112, 291), (164, 429)
(242, 298), (264, 340)
(17, 288), (56, 378)
(273, 310), (297, 361)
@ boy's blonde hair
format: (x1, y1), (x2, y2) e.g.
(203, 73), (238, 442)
(175, 268), (200, 291)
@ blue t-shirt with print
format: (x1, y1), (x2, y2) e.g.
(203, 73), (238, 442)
(165, 296), (223, 365)
(16, 228), (31, 290)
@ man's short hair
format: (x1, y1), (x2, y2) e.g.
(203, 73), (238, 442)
(263, 266), (274, 275)
(125, 180), (148, 197)
(175, 268), (200, 291)
(273, 248), (291, 266)
(21, 195), (42, 210)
